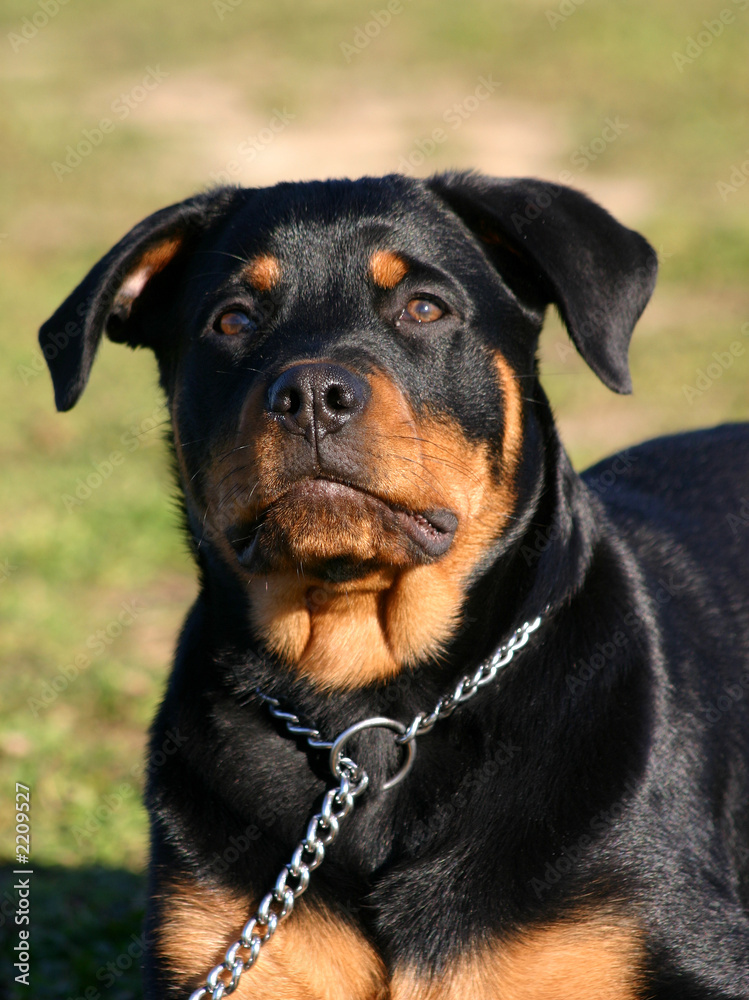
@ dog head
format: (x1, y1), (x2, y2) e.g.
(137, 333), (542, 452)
(40, 173), (656, 688)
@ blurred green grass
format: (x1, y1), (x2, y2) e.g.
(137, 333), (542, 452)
(2, 0), (749, 993)
(1, 866), (145, 999)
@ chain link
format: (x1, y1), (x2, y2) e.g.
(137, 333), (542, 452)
(187, 762), (367, 1000)
(187, 613), (542, 998)
(395, 615), (542, 746)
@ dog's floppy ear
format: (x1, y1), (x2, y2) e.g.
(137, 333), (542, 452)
(39, 187), (243, 411)
(427, 172), (657, 394)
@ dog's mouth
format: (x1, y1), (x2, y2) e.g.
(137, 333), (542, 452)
(394, 506), (458, 555)
(226, 479), (458, 574)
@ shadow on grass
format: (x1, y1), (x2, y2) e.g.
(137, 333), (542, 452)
(1, 865), (146, 1000)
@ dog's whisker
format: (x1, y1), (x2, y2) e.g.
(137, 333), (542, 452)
(194, 248), (253, 265)
(212, 443), (255, 463)
(179, 436), (212, 447)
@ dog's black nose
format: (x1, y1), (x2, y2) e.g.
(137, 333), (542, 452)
(267, 363), (369, 440)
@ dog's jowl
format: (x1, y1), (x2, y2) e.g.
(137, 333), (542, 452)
(41, 174), (749, 998)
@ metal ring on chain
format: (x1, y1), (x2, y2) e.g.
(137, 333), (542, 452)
(329, 716), (415, 792)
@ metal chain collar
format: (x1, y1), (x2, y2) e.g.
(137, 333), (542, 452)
(187, 613), (542, 999)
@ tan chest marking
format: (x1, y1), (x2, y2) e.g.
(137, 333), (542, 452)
(156, 880), (388, 1000)
(157, 880), (644, 1000)
(391, 912), (646, 1000)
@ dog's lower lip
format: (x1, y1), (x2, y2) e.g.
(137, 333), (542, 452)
(394, 506), (458, 557)
(230, 482), (458, 565)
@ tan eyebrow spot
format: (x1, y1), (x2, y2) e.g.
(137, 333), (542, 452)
(243, 254), (282, 292)
(369, 250), (409, 289)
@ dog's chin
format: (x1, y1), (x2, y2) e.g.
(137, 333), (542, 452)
(227, 479), (458, 577)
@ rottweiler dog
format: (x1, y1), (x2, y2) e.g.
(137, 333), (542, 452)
(40, 173), (749, 999)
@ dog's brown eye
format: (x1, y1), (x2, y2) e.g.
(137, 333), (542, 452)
(217, 310), (253, 336)
(404, 298), (444, 323)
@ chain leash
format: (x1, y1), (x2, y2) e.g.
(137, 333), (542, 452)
(187, 613), (542, 999)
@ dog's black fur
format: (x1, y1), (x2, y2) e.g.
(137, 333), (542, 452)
(41, 173), (749, 998)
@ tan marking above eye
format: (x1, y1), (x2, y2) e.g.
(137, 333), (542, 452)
(404, 298), (444, 323)
(218, 310), (253, 336)
(369, 250), (409, 289)
(243, 253), (282, 292)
